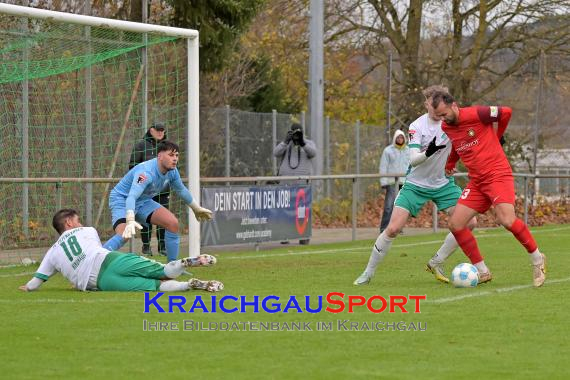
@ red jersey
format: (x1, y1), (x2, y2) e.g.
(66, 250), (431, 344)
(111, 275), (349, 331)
(443, 106), (512, 183)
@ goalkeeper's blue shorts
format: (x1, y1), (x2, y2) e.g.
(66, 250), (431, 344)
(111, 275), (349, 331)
(109, 195), (162, 228)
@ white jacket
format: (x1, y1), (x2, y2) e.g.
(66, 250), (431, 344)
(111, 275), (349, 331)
(379, 129), (410, 187)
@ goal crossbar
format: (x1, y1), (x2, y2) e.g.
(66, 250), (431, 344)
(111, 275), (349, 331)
(0, 3), (198, 38)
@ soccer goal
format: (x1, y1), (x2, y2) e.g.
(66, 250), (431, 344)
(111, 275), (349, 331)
(0, 3), (201, 264)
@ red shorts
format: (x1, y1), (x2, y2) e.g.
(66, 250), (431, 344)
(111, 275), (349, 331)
(457, 177), (515, 213)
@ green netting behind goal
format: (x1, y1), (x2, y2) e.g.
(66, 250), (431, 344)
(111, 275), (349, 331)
(0, 13), (191, 263)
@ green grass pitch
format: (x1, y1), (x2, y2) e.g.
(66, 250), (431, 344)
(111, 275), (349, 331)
(1, 225), (568, 379)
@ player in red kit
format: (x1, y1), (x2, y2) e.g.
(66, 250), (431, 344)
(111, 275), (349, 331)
(431, 91), (546, 287)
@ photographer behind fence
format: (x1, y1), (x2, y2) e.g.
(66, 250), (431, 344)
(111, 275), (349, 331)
(273, 122), (317, 245)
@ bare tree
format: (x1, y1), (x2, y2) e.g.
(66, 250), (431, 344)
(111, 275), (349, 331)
(328, 0), (570, 121)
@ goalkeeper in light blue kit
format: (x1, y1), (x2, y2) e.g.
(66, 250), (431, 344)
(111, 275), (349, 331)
(103, 140), (213, 262)
(354, 85), (477, 285)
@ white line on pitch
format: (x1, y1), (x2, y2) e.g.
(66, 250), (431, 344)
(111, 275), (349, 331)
(0, 272), (35, 278)
(223, 226), (570, 260)
(0, 298), (139, 304)
(426, 276), (570, 304)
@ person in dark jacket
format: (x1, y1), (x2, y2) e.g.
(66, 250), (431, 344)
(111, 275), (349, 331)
(128, 122), (170, 256)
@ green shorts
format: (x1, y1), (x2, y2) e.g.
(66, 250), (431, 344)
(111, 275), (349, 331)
(394, 180), (462, 217)
(97, 252), (164, 291)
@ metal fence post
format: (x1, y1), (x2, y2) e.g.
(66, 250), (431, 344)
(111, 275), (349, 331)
(385, 51), (392, 146)
(272, 109), (277, 175)
(432, 203), (438, 233)
(524, 176), (529, 225)
(56, 182), (62, 211)
(355, 120), (360, 176)
(225, 105), (230, 179)
(355, 120), (360, 204)
(325, 115), (330, 198)
(352, 177), (357, 241)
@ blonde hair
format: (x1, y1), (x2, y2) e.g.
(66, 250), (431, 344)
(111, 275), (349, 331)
(422, 85), (449, 99)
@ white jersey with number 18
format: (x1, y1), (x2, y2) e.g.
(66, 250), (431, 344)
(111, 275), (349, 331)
(34, 227), (110, 291)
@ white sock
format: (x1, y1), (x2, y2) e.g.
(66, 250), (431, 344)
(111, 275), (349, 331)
(163, 260), (185, 279)
(431, 232), (458, 264)
(159, 280), (190, 292)
(529, 249), (543, 265)
(364, 232), (394, 276)
(474, 261), (489, 273)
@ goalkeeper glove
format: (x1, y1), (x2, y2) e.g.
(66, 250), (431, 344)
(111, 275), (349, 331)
(189, 200), (213, 222)
(425, 136), (447, 157)
(122, 210), (143, 239)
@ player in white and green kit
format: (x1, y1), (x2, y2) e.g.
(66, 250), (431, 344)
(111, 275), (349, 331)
(20, 209), (223, 293)
(354, 85), (477, 285)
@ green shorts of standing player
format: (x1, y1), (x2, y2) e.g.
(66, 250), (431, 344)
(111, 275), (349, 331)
(354, 180), (476, 285)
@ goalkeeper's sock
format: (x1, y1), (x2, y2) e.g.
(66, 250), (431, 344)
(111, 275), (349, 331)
(431, 232), (458, 264)
(163, 260), (186, 279)
(451, 228), (483, 265)
(165, 230), (180, 262)
(103, 234), (125, 251)
(364, 232), (393, 276)
(159, 280), (189, 292)
(506, 218), (538, 253)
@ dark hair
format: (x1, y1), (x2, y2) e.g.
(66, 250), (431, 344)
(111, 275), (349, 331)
(431, 91), (455, 109)
(52, 209), (79, 234)
(157, 140), (180, 154)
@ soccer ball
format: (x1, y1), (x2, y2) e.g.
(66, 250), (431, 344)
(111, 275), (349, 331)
(450, 263), (479, 288)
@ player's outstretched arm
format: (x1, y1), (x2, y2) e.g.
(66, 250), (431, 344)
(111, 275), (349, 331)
(170, 171), (213, 222)
(409, 147), (427, 167)
(19, 277), (45, 292)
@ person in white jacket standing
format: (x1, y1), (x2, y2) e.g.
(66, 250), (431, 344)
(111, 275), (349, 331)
(378, 129), (410, 232)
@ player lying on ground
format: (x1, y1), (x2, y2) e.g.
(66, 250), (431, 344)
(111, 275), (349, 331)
(20, 209), (223, 292)
(354, 85), (477, 286)
(432, 90), (546, 287)
(103, 140), (212, 262)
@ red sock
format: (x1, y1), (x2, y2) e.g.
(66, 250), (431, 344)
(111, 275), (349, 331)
(451, 228), (484, 264)
(507, 219), (538, 253)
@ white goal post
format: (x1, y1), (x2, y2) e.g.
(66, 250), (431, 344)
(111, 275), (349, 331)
(0, 2), (203, 257)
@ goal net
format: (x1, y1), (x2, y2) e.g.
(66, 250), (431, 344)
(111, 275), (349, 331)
(0, 4), (200, 264)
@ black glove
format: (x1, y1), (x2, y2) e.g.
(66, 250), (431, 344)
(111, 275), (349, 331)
(284, 130), (293, 144)
(425, 136), (446, 157)
(499, 136), (506, 146)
